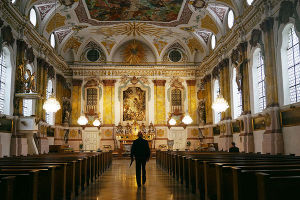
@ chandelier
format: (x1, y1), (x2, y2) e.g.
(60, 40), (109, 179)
(168, 118), (176, 126)
(93, 118), (101, 127)
(182, 113), (193, 125)
(77, 114), (88, 126)
(43, 95), (61, 113)
(212, 95), (229, 112)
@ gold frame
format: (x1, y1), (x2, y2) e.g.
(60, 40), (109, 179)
(280, 107), (300, 127)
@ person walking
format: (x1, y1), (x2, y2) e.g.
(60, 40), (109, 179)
(131, 131), (151, 187)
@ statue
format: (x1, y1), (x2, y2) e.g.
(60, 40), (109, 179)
(116, 122), (124, 134)
(125, 123), (132, 135)
(25, 70), (36, 93)
(140, 123), (147, 134)
(63, 100), (71, 124)
(198, 99), (206, 125)
(64, 129), (70, 144)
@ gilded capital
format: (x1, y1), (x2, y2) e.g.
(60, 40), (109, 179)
(102, 79), (116, 86)
(152, 80), (166, 86)
(186, 80), (196, 86)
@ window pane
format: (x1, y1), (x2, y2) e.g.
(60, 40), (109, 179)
(0, 52), (6, 114)
(232, 68), (242, 118)
(287, 26), (300, 103)
(256, 50), (266, 112)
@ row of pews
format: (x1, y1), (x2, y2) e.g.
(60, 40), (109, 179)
(156, 151), (300, 200)
(0, 151), (112, 200)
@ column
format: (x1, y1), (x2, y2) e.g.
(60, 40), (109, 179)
(71, 79), (82, 125)
(102, 80), (116, 125)
(186, 80), (197, 124)
(260, 17), (283, 154)
(153, 80), (166, 125)
(219, 59), (231, 120)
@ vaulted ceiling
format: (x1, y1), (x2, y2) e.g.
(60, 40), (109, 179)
(21, 0), (244, 64)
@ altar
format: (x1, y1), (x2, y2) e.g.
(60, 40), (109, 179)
(115, 121), (156, 152)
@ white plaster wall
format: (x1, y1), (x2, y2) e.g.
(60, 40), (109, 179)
(0, 132), (12, 156)
(283, 126), (300, 156)
(47, 137), (54, 145)
(253, 130), (264, 153)
(232, 133), (241, 149)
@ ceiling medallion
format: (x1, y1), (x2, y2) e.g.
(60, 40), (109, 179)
(123, 41), (145, 65)
(190, 0), (207, 9)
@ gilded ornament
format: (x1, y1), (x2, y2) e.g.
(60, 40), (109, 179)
(123, 41), (145, 65)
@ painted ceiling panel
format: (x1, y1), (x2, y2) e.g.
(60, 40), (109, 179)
(84, 0), (184, 22)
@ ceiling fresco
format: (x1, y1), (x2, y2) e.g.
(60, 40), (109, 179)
(84, 0), (184, 22)
(25, 0), (240, 64)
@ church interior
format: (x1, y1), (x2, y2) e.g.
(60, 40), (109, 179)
(1, 0), (300, 199)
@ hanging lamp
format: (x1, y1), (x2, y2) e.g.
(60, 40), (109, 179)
(212, 94), (229, 113)
(93, 118), (101, 127)
(168, 118), (176, 126)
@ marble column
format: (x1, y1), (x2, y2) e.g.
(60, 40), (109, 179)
(204, 75), (213, 125)
(186, 80), (197, 124)
(102, 80), (116, 125)
(260, 17), (283, 154)
(71, 79), (82, 125)
(153, 80), (166, 125)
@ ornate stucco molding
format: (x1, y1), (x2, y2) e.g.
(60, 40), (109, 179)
(0, 1), (68, 73)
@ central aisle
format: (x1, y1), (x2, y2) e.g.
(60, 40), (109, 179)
(77, 159), (198, 200)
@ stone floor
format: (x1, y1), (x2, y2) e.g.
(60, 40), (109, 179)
(76, 159), (198, 200)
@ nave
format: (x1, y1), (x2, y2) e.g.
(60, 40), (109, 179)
(77, 159), (198, 200)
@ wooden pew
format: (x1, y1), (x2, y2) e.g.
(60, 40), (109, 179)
(256, 172), (300, 200)
(0, 176), (15, 200)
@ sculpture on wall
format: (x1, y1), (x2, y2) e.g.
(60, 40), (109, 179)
(62, 99), (71, 124)
(123, 87), (146, 121)
(197, 99), (206, 125)
(16, 61), (36, 93)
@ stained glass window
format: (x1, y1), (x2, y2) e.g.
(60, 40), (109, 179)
(287, 26), (300, 104)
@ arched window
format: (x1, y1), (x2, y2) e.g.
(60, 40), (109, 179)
(247, 0), (254, 5)
(211, 34), (216, 50)
(252, 48), (266, 113)
(227, 10), (234, 29)
(29, 8), (37, 27)
(50, 33), (56, 48)
(45, 79), (54, 125)
(0, 47), (13, 115)
(281, 24), (300, 105)
(213, 79), (221, 123)
(23, 64), (34, 117)
(86, 88), (98, 114)
(171, 88), (183, 113)
(232, 67), (242, 118)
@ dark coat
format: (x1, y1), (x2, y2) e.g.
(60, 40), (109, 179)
(130, 137), (151, 160)
(229, 146), (240, 152)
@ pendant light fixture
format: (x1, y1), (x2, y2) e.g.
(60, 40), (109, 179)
(168, 118), (176, 126)
(43, 91), (61, 113)
(43, 0), (61, 114)
(212, 94), (229, 113)
(93, 118), (101, 127)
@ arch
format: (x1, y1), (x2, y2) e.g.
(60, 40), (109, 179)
(250, 47), (266, 114)
(160, 40), (192, 63)
(110, 36), (159, 63)
(110, 38), (157, 64)
(76, 38), (108, 62)
(278, 23), (300, 105)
